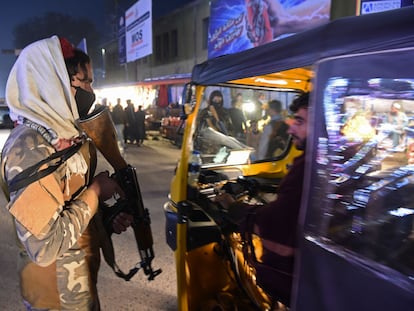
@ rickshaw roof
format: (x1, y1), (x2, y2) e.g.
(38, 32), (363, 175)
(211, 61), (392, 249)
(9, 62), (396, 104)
(191, 6), (414, 88)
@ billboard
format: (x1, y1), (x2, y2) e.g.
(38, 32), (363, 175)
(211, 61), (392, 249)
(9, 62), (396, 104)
(122, 0), (152, 63)
(358, 0), (414, 15)
(208, 0), (331, 59)
(118, 14), (126, 65)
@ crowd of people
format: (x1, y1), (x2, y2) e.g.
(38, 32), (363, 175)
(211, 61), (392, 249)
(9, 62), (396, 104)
(198, 89), (293, 161)
(96, 97), (148, 154)
(100, 88), (295, 164)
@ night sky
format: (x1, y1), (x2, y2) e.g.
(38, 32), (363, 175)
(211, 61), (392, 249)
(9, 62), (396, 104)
(0, 0), (194, 98)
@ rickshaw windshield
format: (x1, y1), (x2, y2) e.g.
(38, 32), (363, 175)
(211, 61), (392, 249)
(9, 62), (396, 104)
(193, 85), (300, 166)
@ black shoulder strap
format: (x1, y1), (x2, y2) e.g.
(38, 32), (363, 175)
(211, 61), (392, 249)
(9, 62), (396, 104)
(8, 142), (84, 193)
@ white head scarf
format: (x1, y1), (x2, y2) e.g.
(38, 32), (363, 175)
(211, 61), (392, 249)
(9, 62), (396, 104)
(6, 35), (80, 139)
(5, 35), (88, 178)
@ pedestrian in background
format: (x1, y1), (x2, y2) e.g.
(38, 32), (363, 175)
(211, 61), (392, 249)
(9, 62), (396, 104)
(135, 105), (146, 146)
(229, 96), (247, 139)
(387, 100), (408, 151)
(246, 119), (262, 160)
(125, 99), (137, 144)
(257, 99), (289, 159)
(111, 98), (127, 154)
(199, 90), (233, 135)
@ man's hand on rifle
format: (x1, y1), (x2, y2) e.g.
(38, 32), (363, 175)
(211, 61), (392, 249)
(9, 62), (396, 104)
(90, 171), (124, 201)
(111, 212), (133, 234)
(89, 171), (133, 233)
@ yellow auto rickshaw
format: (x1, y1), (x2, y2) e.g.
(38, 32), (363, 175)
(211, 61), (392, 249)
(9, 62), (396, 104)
(165, 7), (414, 310)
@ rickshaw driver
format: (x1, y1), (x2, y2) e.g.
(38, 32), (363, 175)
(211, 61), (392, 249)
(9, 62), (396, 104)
(215, 92), (309, 306)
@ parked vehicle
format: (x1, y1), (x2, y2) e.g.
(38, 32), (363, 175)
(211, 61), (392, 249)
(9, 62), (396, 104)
(164, 7), (414, 310)
(160, 115), (185, 147)
(0, 103), (13, 151)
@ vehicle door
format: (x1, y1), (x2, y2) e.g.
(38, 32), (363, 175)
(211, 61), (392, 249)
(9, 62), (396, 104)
(294, 47), (414, 310)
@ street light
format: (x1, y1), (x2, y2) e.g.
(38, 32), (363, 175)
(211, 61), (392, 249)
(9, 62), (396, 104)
(101, 48), (106, 79)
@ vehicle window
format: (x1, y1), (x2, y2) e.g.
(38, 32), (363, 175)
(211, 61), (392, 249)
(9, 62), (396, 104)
(194, 85), (299, 166)
(0, 106), (13, 129)
(307, 48), (414, 279)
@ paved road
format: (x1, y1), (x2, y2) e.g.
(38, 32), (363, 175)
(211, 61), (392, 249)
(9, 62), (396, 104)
(0, 134), (182, 310)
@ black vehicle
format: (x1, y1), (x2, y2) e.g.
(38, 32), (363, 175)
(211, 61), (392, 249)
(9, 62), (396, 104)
(0, 103), (13, 151)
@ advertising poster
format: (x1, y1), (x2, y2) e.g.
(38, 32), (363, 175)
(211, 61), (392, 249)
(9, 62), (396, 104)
(358, 0), (413, 15)
(125, 0), (152, 63)
(208, 0), (331, 59)
(118, 14), (126, 65)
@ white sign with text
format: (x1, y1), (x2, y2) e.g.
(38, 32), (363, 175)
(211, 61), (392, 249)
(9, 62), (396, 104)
(125, 0), (152, 62)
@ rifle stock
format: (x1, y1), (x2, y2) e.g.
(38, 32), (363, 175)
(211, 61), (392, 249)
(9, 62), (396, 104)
(78, 106), (161, 281)
(77, 106), (127, 170)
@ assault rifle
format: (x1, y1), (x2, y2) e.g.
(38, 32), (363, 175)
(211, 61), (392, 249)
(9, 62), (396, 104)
(78, 106), (161, 281)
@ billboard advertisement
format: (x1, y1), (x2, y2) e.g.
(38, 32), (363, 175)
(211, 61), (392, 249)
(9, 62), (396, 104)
(208, 0), (331, 59)
(358, 0), (413, 15)
(118, 14), (126, 65)
(125, 0), (152, 63)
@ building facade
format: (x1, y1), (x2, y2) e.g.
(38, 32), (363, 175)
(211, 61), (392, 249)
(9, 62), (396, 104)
(96, 0), (357, 111)
(100, 0), (209, 87)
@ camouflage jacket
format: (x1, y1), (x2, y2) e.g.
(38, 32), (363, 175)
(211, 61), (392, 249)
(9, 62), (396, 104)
(1, 125), (101, 310)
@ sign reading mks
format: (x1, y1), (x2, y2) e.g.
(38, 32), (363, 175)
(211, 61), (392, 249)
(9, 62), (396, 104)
(119, 0), (152, 64)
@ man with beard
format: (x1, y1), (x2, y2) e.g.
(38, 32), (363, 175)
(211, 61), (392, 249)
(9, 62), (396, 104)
(215, 92), (309, 307)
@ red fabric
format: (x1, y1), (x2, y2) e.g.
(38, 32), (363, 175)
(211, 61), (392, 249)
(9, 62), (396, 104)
(158, 85), (168, 107)
(59, 37), (75, 59)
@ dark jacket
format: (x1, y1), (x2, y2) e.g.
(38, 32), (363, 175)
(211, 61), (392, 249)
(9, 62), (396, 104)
(111, 104), (126, 125)
(229, 153), (305, 305)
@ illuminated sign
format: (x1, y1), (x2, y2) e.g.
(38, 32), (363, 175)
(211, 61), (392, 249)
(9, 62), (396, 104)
(118, 15), (126, 64)
(359, 0), (413, 15)
(208, 0), (331, 59)
(124, 0), (152, 63)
